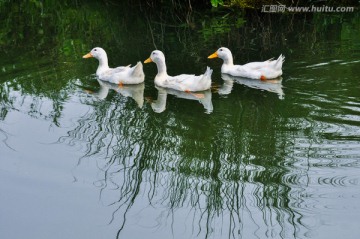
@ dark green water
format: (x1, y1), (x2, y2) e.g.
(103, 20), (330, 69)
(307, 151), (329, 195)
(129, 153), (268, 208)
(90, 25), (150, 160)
(1, 1), (360, 239)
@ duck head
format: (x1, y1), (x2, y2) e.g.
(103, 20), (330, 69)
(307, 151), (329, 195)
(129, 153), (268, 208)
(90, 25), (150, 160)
(208, 47), (233, 65)
(83, 47), (107, 61)
(83, 47), (109, 76)
(144, 50), (166, 65)
(144, 50), (167, 75)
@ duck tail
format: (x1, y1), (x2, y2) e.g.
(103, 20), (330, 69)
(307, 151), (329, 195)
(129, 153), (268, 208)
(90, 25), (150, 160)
(275, 54), (285, 70)
(131, 61), (145, 78)
(203, 66), (213, 78)
(199, 66), (213, 89)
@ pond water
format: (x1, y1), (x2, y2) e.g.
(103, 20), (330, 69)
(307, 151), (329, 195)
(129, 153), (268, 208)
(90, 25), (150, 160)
(1, 1), (360, 239)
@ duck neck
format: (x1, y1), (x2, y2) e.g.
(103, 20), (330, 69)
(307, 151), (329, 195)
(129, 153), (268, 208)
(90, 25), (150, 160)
(96, 57), (109, 76)
(223, 55), (234, 66)
(155, 60), (167, 77)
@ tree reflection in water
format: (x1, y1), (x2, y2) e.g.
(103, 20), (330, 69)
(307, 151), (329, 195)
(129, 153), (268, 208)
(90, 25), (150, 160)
(58, 89), (306, 238)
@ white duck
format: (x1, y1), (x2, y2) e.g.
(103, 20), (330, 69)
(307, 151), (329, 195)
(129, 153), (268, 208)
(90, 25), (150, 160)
(83, 47), (144, 85)
(144, 50), (212, 92)
(208, 47), (284, 80)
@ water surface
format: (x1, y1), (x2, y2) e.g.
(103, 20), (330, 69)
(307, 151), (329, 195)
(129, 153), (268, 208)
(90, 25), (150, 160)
(1, 2), (360, 239)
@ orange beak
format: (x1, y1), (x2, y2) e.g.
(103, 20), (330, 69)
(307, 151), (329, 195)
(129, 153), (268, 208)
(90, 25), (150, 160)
(82, 53), (93, 59)
(144, 57), (152, 63)
(208, 52), (218, 59)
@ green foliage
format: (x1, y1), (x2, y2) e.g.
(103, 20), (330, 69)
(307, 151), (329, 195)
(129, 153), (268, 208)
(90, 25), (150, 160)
(211, 0), (223, 7)
(200, 12), (245, 41)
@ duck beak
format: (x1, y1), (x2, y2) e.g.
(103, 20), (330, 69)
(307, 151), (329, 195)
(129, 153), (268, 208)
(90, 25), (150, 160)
(208, 52), (218, 59)
(144, 57), (152, 63)
(83, 53), (93, 59)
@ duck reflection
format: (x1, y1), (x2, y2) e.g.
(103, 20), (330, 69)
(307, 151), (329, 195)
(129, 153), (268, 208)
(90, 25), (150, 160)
(94, 79), (145, 108)
(220, 73), (285, 99)
(151, 86), (213, 114)
(63, 81), (301, 239)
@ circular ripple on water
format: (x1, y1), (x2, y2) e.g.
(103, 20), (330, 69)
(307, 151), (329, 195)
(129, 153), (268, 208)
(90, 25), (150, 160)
(316, 174), (359, 187)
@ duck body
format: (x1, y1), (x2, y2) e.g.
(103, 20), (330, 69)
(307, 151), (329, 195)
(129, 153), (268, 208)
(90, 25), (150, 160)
(154, 69), (213, 92)
(208, 47), (284, 80)
(83, 47), (144, 85)
(144, 50), (212, 92)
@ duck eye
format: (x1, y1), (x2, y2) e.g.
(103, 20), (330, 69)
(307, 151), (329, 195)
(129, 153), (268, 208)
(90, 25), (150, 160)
(94, 49), (97, 51)
(219, 49), (223, 51)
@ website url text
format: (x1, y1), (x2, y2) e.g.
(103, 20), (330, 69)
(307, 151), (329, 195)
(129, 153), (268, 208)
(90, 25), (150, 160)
(261, 5), (355, 13)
